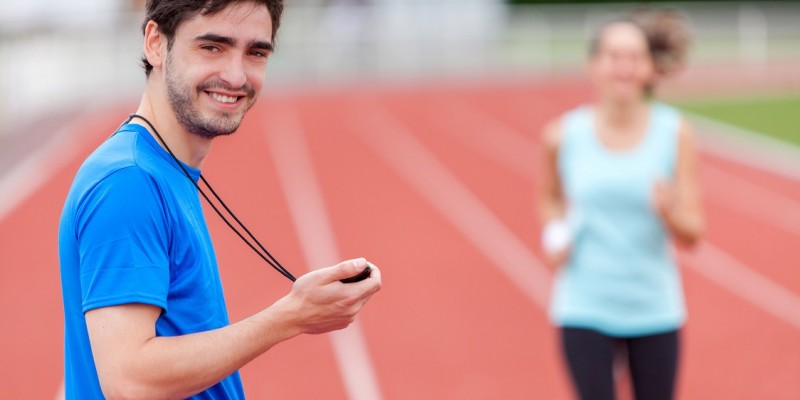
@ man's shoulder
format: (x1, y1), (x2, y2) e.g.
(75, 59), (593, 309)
(85, 122), (174, 179)
(68, 128), (163, 204)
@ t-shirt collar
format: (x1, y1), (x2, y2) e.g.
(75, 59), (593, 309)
(122, 122), (202, 181)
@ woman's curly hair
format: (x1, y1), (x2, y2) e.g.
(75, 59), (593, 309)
(589, 9), (692, 95)
(631, 8), (692, 77)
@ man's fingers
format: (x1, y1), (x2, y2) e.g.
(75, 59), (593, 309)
(287, 260), (381, 335)
(313, 258), (370, 284)
(358, 263), (381, 295)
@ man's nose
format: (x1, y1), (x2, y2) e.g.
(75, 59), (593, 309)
(219, 55), (247, 89)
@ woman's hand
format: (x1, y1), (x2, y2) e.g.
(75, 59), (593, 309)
(545, 246), (571, 269)
(653, 179), (677, 223)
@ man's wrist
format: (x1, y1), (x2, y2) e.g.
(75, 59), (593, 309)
(260, 296), (304, 340)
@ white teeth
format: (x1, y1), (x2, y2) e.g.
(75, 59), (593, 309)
(209, 92), (237, 104)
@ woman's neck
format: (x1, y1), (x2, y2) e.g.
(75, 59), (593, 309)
(596, 98), (650, 131)
(592, 97), (652, 151)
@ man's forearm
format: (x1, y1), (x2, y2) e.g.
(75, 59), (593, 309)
(104, 300), (300, 400)
(89, 260), (380, 400)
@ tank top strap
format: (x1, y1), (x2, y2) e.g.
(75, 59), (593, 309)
(558, 105), (593, 173)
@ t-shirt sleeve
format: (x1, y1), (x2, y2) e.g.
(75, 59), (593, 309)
(75, 166), (171, 314)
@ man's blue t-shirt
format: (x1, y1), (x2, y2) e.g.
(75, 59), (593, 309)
(59, 122), (244, 399)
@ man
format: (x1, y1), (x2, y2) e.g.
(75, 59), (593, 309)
(58, 1), (381, 398)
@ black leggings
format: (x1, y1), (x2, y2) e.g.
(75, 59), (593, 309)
(561, 327), (679, 400)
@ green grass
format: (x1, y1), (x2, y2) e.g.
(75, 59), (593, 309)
(675, 95), (800, 147)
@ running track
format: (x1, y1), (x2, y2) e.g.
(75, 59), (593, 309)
(1, 79), (798, 399)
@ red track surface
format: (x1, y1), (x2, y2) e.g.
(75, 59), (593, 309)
(1, 80), (798, 399)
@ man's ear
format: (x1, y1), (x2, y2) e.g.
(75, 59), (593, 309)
(143, 20), (166, 72)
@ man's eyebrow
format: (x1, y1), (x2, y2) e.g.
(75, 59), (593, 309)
(194, 34), (273, 52)
(249, 40), (274, 52)
(194, 33), (236, 47)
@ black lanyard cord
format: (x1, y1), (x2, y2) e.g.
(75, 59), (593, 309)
(126, 114), (296, 282)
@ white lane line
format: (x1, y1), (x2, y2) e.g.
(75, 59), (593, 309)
(701, 164), (800, 236)
(348, 97), (552, 309)
(445, 96), (800, 230)
(0, 108), (102, 400)
(265, 106), (383, 400)
(429, 97), (538, 179)
(441, 96), (800, 237)
(686, 112), (800, 236)
(683, 242), (800, 330)
(53, 380), (64, 400)
(0, 117), (86, 224)
(442, 97), (800, 234)
(438, 97), (800, 329)
(688, 112), (800, 182)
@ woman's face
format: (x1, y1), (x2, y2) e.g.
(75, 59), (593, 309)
(588, 22), (656, 103)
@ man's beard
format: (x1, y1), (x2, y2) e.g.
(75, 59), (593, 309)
(164, 53), (257, 139)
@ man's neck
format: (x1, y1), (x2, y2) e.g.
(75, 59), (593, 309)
(133, 84), (212, 170)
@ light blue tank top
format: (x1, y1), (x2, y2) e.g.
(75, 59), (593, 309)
(550, 102), (686, 337)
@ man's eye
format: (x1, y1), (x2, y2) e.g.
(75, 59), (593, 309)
(202, 45), (221, 53)
(249, 51), (268, 58)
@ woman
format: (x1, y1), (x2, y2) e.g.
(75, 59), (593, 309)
(539, 10), (704, 400)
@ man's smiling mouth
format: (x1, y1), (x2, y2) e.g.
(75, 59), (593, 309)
(207, 92), (242, 104)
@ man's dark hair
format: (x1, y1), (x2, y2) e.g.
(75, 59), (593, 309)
(141, 0), (284, 77)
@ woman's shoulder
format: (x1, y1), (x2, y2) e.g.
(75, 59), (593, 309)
(542, 105), (592, 150)
(650, 101), (694, 140)
(541, 118), (563, 151)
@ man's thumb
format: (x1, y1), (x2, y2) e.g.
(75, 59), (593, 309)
(323, 258), (368, 283)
